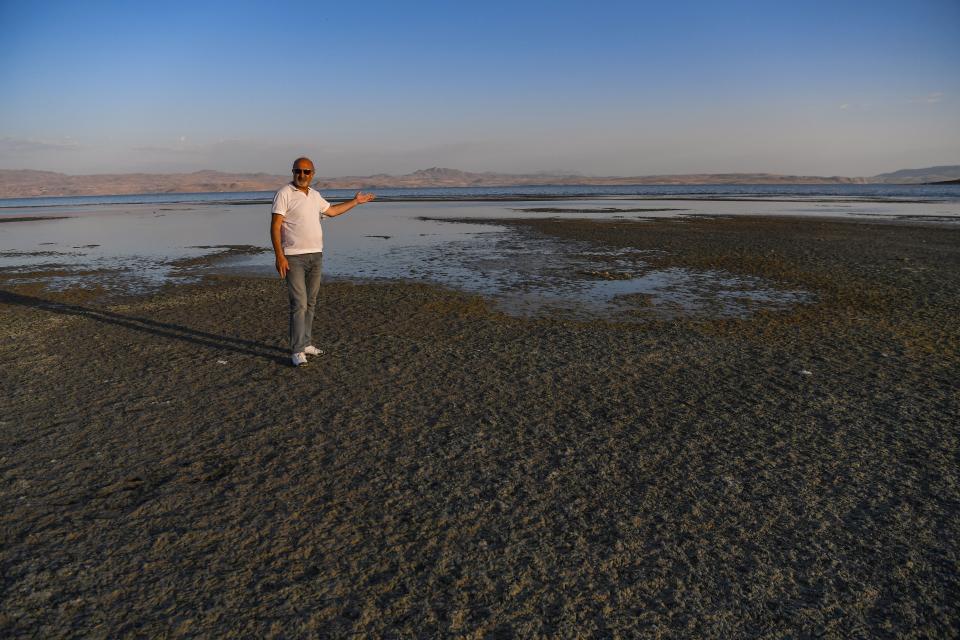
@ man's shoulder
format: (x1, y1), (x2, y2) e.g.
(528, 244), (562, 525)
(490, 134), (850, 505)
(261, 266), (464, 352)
(275, 183), (297, 196)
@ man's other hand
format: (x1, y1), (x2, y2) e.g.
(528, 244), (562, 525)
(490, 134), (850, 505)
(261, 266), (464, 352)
(276, 254), (289, 279)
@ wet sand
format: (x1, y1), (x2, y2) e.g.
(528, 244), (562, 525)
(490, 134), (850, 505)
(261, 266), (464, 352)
(2, 216), (958, 637)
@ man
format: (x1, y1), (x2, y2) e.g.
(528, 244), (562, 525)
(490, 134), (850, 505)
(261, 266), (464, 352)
(271, 157), (375, 366)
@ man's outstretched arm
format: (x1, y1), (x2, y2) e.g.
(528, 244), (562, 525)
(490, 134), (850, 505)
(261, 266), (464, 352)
(323, 191), (376, 217)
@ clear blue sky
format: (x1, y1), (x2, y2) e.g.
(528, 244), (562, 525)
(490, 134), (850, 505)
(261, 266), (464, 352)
(1, 0), (958, 176)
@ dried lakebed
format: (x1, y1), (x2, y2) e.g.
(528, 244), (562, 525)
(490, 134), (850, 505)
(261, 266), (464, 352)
(1, 216), (958, 637)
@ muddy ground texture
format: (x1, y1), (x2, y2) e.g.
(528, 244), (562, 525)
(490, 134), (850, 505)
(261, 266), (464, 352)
(1, 216), (958, 638)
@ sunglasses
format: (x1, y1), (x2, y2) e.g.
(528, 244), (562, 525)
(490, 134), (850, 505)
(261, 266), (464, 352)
(293, 169), (313, 175)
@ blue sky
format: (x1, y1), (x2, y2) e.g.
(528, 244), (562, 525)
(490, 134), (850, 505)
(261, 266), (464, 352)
(1, 0), (957, 176)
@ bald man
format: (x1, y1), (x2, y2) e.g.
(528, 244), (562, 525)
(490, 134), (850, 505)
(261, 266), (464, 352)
(270, 157), (375, 366)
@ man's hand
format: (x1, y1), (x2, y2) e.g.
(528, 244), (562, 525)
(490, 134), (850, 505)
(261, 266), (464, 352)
(324, 192), (377, 217)
(276, 254), (289, 279)
(354, 191), (376, 205)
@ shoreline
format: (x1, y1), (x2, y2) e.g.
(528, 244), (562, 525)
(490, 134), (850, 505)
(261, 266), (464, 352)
(3, 213), (960, 317)
(1, 194), (953, 210)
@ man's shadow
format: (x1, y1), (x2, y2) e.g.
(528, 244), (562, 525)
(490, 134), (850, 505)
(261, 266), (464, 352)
(0, 289), (288, 364)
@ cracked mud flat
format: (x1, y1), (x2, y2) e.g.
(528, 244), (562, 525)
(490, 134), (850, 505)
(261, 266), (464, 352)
(1, 217), (959, 637)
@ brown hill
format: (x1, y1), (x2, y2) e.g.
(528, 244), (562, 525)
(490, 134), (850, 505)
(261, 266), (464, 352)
(314, 167), (867, 189)
(1, 167), (870, 199)
(0, 169), (287, 198)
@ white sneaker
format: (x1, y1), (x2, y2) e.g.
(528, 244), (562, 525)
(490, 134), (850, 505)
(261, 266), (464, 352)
(292, 352), (307, 367)
(304, 345), (324, 356)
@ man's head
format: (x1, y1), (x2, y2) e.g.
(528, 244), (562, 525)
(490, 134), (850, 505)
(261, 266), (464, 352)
(291, 157), (315, 189)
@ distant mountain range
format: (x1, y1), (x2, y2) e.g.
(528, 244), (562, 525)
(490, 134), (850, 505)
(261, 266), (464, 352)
(870, 165), (960, 184)
(315, 167), (871, 189)
(1, 165), (958, 198)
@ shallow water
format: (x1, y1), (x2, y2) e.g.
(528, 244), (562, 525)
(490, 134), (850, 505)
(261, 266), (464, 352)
(1, 197), (956, 318)
(3, 182), (959, 208)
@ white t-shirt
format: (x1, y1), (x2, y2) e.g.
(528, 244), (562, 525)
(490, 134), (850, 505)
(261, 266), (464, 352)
(271, 183), (331, 255)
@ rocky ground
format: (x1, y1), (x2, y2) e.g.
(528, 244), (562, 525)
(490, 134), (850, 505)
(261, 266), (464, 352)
(1, 216), (958, 637)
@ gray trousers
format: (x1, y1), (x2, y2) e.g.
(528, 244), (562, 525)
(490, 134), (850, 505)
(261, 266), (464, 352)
(286, 252), (323, 353)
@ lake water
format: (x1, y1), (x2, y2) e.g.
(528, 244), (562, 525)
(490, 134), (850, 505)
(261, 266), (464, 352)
(2, 183), (959, 208)
(2, 186), (959, 319)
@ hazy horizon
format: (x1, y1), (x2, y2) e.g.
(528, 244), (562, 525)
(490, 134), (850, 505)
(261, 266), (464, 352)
(3, 163), (960, 180)
(2, 1), (958, 178)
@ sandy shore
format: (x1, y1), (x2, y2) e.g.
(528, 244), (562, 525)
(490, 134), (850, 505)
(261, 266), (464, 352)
(2, 216), (958, 637)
